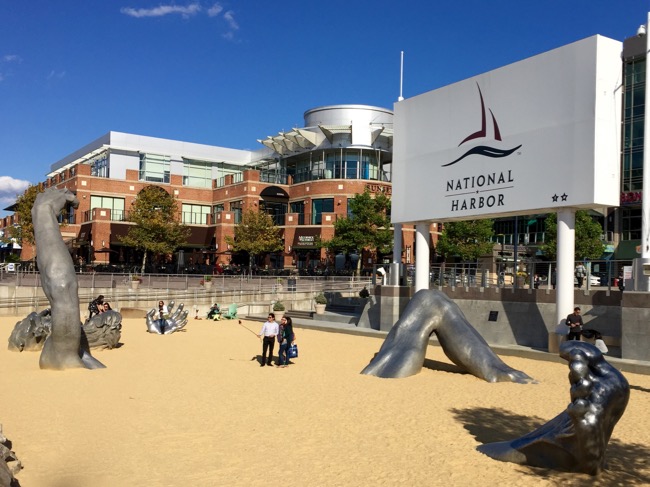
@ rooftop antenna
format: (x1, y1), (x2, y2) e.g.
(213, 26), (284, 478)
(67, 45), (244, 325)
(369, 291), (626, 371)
(398, 51), (405, 102)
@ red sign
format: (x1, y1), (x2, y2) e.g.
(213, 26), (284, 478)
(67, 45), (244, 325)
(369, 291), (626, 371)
(621, 192), (642, 205)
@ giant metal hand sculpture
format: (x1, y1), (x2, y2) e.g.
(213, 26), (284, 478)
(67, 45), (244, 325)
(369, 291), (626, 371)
(145, 301), (188, 334)
(32, 188), (104, 369)
(361, 289), (532, 383)
(7, 309), (51, 352)
(0, 427), (21, 487)
(477, 341), (629, 475)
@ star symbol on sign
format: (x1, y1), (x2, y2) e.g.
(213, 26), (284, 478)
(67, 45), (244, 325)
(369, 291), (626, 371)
(552, 194), (559, 202)
(561, 193), (568, 201)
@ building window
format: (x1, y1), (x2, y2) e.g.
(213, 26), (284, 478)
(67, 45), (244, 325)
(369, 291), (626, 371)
(312, 198), (334, 225)
(290, 201), (305, 225)
(90, 154), (109, 178)
(230, 201), (243, 224)
(139, 153), (170, 183)
(260, 201), (287, 226)
(182, 204), (210, 224)
(90, 196), (126, 221)
(622, 58), (646, 193)
(183, 159), (212, 188)
(622, 207), (642, 240)
(57, 204), (76, 224)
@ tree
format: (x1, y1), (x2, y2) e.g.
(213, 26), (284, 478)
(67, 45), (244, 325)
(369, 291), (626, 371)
(436, 219), (495, 262)
(12, 184), (43, 247)
(325, 190), (393, 274)
(541, 210), (605, 260)
(119, 186), (190, 274)
(225, 209), (283, 273)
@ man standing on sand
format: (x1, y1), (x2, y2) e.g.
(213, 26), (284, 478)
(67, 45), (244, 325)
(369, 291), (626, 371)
(258, 313), (279, 367)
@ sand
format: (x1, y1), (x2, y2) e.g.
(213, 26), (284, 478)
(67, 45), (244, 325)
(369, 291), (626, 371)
(1, 315), (650, 487)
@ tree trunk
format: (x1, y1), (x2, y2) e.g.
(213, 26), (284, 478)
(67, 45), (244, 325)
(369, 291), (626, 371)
(141, 251), (147, 275)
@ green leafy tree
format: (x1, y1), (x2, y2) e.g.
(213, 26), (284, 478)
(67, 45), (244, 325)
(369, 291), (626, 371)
(541, 210), (605, 260)
(436, 219), (495, 261)
(325, 190), (393, 275)
(119, 186), (190, 274)
(12, 184), (43, 246)
(225, 209), (283, 273)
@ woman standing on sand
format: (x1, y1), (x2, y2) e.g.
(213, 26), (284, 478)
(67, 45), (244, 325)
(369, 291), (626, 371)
(277, 316), (294, 368)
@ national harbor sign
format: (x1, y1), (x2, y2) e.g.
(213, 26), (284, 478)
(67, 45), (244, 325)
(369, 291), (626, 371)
(392, 35), (622, 224)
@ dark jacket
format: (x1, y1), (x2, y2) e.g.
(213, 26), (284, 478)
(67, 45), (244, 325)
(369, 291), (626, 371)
(282, 323), (294, 343)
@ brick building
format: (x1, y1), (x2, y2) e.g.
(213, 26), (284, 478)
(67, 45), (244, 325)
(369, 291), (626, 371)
(2, 104), (433, 274)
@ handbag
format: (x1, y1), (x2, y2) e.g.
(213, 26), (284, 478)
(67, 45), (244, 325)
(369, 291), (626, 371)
(288, 343), (298, 359)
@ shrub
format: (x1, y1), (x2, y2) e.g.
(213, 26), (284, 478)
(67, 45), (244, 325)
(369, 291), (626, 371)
(273, 300), (285, 311)
(314, 292), (327, 305)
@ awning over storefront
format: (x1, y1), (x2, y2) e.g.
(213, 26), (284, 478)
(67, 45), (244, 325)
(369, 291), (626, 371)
(260, 186), (289, 200)
(292, 228), (321, 250)
(615, 240), (640, 260)
(108, 223), (213, 249)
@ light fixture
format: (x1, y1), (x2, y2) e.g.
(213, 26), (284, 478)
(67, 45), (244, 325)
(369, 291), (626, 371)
(638, 24), (647, 37)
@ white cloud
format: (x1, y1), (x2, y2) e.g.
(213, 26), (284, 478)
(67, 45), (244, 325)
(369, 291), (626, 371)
(121, 3), (202, 18)
(120, 3), (240, 40)
(0, 176), (30, 208)
(3, 55), (21, 63)
(223, 10), (238, 30)
(207, 3), (223, 17)
(46, 70), (66, 80)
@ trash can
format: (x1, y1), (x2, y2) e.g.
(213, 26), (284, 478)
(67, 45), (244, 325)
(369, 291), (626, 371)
(287, 278), (297, 291)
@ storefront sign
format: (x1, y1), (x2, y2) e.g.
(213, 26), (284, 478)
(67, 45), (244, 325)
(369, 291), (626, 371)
(392, 35), (622, 223)
(621, 191), (642, 205)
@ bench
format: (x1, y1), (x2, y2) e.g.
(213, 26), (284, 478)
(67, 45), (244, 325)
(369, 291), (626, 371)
(325, 304), (358, 313)
(286, 310), (314, 320)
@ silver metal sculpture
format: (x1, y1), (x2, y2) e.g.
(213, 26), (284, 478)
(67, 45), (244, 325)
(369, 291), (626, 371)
(8, 309), (122, 352)
(361, 289), (532, 383)
(7, 309), (51, 352)
(477, 341), (629, 475)
(0, 426), (21, 487)
(32, 188), (104, 369)
(82, 310), (122, 349)
(145, 301), (188, 334)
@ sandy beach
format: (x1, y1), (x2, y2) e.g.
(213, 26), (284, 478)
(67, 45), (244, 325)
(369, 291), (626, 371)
(1, 313), (649, 487)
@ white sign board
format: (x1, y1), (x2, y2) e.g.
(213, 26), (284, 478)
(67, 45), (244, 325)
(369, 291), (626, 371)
(392, 35), (622, 223)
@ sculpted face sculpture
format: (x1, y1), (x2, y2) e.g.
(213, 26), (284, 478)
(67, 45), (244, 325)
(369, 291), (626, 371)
(477, 341), (629, 475)
(361, 289), (532, 383)
(82, 310), (122, 349)
(31, 188), (104, 369)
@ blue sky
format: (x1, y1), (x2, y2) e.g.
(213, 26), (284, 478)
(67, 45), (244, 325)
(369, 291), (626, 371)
(1, 0), (649, 214)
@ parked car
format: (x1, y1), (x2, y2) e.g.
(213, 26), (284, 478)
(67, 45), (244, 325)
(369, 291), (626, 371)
(574, 274), (602, 286)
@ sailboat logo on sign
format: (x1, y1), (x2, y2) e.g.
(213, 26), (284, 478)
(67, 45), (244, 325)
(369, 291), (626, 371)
(442, 84), (522, 167)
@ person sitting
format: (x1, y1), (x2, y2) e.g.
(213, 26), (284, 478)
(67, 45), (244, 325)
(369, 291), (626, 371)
(207, 303), (221, 321)
(103, 302), (112, 312)
(88, 295), (104, 319)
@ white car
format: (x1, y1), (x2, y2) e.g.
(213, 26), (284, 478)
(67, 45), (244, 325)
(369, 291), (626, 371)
(575, 275), (601, 286)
